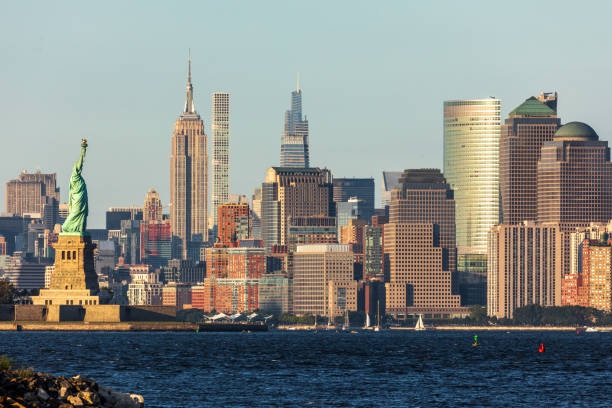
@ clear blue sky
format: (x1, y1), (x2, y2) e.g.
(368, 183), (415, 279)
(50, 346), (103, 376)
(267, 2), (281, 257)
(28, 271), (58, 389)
(1, 1), (611, 228)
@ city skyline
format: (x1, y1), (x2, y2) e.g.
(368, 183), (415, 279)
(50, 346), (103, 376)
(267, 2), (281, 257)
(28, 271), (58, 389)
(3, 2), (612, 228)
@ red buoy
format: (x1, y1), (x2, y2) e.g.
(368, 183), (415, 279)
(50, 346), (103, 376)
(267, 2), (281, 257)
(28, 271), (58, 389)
(538, 343), (545, 353)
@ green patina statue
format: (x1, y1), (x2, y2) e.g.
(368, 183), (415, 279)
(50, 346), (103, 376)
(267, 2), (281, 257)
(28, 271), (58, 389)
(61, 139), (89, 235)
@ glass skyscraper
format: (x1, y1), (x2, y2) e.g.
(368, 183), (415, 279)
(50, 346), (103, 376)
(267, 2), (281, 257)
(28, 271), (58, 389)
(280, 75), (309, 167)
(443, 98), (500, 305)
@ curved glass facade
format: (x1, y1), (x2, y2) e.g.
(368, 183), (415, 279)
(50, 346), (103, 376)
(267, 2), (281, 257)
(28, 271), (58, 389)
(443, 99), (500, 253)
(444, 99), (500, 305)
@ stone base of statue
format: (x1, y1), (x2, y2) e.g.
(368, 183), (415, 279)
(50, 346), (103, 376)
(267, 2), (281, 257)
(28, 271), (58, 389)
(32, 234), (100, 307)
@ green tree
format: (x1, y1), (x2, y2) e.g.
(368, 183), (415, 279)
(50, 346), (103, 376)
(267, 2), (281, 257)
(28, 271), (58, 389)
(469, 305), (487, 324)
(0, 280), (15, 304)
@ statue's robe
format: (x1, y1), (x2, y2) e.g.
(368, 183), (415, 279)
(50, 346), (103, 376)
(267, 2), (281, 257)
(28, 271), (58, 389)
(62, 147), (88, 234)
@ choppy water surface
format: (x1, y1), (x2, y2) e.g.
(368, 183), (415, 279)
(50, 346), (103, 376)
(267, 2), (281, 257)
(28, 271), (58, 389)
(2, 330), (611, 407)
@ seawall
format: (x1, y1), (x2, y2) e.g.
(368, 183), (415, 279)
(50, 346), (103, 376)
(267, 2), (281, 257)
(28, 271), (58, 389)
(0, 322), (198, 331)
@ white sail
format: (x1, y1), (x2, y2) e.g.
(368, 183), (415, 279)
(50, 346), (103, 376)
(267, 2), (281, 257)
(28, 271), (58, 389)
(365, 313), (371, 328)
(415, 314), (425, 331)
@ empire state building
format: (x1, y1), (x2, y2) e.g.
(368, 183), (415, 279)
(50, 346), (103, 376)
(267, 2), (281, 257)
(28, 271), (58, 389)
(171, 53), (208, 258)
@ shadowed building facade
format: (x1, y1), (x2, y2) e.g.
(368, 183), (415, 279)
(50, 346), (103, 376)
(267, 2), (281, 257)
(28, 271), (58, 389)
(384, 169), (464, 318)
(444, 98), (501, 305)
(171, 54), (208, 257)
(333, 178), (375, 221)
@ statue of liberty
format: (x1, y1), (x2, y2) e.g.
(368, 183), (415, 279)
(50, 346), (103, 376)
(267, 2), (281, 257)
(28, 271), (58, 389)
(62, 139), (89, 235)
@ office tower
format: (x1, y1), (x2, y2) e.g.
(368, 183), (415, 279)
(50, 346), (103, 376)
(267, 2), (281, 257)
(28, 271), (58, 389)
(2, 252), (47, 290)
(384, 169), (462, 317)
(94, 240), (116, 277)
(105, 207), (143, 230)
(0, 215), (26, 256)
(337, 197), (365, 237)
(333, 178), (375, 221)
(211, 92), (230, 228)
(140, 220), (172, 269)
(258, 273), (292, 313)
(261, 167), (334, 247)
(6, 171), (60, 229)
(218, 203), (250, 246)
(0, 236), (6, 256)
(381, 171), (402, 208)
(537, 121), (612, 228)
(171, 53), (208, 258)
(120, 219), (141, 265)
(162, 258), (205, 284)
(251, 188), (262, 239)
(143, 188), (163, 222)
(364, 225), (383, 278)
(280, 76), (309, 167)
(538, 121), (612, 278)
(487, 222), (562, 318)
(292, 244), (357, 317)
(25, 221), (52, 259)
(500, 93), (560, 224)
(287, 216), (337, 252)
(5, 171), (60, 217)
(443, 98), (500, 306)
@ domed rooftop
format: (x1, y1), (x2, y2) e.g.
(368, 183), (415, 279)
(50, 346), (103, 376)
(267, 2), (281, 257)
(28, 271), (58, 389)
(554, 121), (599, 141)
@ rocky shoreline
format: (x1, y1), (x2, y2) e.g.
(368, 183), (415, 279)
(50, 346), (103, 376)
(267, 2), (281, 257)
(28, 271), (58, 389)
(0, 360), (144, 407)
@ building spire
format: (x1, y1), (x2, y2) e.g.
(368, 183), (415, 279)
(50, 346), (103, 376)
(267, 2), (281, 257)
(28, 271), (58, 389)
(184, 49), (195, 113)
(188, 48), (192, 84)
(296, 72), (300, 92)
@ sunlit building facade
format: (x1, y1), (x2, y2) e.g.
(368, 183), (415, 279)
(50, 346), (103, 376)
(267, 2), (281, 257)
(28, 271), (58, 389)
(211, 92), (230, 228)
(443, 98), (500, 306)
(487, 223), (562, 319)
(170, 53), (208, 258)
(143, 188), (163, 222)
(384, 169), (464, 317)
(500, 93), (560, 224)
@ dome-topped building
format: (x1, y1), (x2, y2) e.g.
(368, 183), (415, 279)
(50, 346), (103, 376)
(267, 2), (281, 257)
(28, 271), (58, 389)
(554, 121), (599, 141)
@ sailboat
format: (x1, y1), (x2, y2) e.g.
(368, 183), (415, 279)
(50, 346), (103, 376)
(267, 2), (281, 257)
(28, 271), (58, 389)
(364, 313), (371, 329)
(374, 300), (382, 332)
(342, 309), (349, 331)
(415, 314), (425, 331)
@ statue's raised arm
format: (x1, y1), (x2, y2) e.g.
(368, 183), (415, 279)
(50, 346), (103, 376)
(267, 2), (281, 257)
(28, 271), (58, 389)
(61, 139), (89, 235)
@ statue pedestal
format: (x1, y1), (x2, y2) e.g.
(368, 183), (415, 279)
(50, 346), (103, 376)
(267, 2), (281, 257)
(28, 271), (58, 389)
(32, 234), (100, 306)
